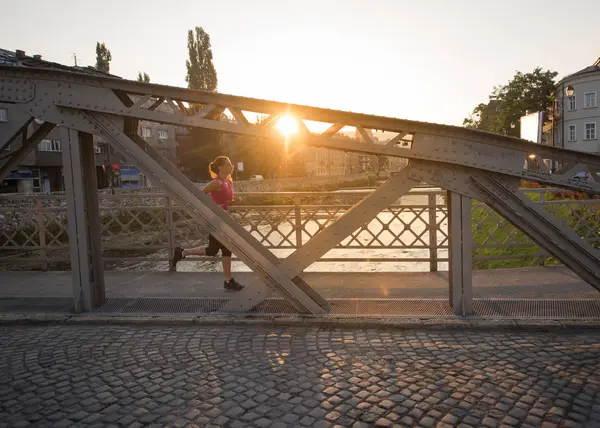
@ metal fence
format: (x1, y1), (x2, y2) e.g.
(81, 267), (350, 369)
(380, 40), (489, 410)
(1, 188), (598, 271)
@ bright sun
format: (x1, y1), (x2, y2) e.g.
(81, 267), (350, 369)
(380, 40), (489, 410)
(275, 115), (298, 138)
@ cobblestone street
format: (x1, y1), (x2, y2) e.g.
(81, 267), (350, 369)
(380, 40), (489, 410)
(1, 325), (600, 427)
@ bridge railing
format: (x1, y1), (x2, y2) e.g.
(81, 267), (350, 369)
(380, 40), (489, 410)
(1, 187), (598, 271)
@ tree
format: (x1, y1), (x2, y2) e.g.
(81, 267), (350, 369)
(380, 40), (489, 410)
(234, 117), (284, 179)
(463, 99), (501, 131)
(185, 26), (218, 91)
(179, 26), (220, 179)
(464, 67), (558, 137)
(177, 127), (223, 180)
(137, 72), (150, 83)
(95, 42), (112, 73)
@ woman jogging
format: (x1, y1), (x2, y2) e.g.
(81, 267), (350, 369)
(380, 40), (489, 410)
(169, 156), (244, 291)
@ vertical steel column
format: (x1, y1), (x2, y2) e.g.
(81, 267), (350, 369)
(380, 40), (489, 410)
(428, 193), (439, 272)
(448, 192), (473, 316)
(166, 195), (175, 262)
(61, 128), (105, 312)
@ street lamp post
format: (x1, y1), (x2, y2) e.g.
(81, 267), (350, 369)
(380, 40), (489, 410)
(556, 84), (575, 170)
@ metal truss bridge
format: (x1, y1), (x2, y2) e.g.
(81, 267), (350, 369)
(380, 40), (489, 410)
(2, 65), (600, 316)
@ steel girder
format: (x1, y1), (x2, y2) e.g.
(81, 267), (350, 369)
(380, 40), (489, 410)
(71, 110), (331, 315)
(2, 66), (600, 193)
(2, 66), (600, 314)
(409, 159), (600, 293)
(0, 121), (55, 180)
(60, 128), (106, 311)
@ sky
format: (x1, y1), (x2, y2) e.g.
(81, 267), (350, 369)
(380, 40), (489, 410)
(1, 0), (599, 127)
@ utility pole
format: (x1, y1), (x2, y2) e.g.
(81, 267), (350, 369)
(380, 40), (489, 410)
(71, 53), (78, 67)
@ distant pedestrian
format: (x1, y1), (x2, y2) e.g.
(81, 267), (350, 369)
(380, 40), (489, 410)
(169, 156), (244, 291)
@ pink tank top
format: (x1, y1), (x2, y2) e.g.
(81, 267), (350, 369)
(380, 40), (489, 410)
(210, 179), (234, 211)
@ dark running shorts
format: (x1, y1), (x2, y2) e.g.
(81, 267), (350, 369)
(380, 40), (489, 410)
(207, 234), (232, 257)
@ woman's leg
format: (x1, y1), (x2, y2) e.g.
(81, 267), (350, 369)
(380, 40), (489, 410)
(222, 256), (232, 281)
(184, 233), (223, 258)
(170, 238), (213, 271)
(182, 247), (206, 256)
(220, 243), (243, 290)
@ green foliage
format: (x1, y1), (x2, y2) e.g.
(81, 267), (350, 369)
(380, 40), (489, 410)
(178, 127), (223, 181)
(235, 137), (307, 179)
(472, 194), (600, 269)
(95, 42), (112, 73)
(471, 203), (547, 269)
(464, 67), (558, 137)
(235, 134), (281, 179)
(137, 72), (150, 83)
(185, 26), (218, 91)
(178, 26), (220, 179)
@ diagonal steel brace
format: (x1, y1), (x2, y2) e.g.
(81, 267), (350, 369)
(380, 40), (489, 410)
(78, 111), (328, 314)
(471, 172), (600, 292)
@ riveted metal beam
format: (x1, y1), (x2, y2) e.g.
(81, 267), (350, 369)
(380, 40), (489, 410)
(61, 128), (105, 312)
(0, 105), (33, 152)
(0, 121), (55, 182)
(470, 173), (600, 292)
(2, 64), (600, 315)
(408, 159), (600, 293)
(73, 110), (328, 315)
(448, 192), (473, 316)
(278, 168), (419, 277)
(5, 66), (598, 193)
(0, 77), (35, 103)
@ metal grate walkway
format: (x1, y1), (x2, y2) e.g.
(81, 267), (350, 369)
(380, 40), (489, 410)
(2, 297), (600, 319)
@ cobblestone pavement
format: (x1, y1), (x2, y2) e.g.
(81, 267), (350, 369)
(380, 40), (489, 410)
(1, 325), (600, 428)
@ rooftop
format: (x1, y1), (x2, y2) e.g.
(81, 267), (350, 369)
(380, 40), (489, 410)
(0, 48), (121, 79)
(558, 56), (600, 84)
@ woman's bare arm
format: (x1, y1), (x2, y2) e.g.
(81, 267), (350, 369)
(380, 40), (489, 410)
(201, 180), (221, 194)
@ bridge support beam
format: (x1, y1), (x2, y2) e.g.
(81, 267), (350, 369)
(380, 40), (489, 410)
(0, 122), (56, 182)
(448, 192), (473, 316)
(77, 111), (328, 315)
(61, 128), (105, 312)
(471, 172), (600, 292)
(0, 106), (32, 154)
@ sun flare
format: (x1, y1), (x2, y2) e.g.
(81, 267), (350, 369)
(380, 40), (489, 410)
(275, 115), (299, 138)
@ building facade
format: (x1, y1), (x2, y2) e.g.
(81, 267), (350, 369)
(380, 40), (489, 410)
(1, 48), (180, 193)
(554, 57), (600, 154)
(1, 112), (112, 194)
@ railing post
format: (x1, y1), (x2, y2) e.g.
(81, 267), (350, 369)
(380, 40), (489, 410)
(448, 192), (473, 316)
(166, 195), (175, 261)
(36, 198), (48, 270)
(428, 193), (438, 272)
(294, 196), (303, 248)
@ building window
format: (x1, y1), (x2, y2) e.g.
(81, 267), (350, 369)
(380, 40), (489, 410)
(585, 123), (597, 140)
(568, 125), (576, 142)
(584, 92), (597, 108)
(0, 108), (8, 122)
(38, 139), (62, 152)
(568, 96), (576, 111)
(158, 129), (168, 140)
(142, 127), (152, 138)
